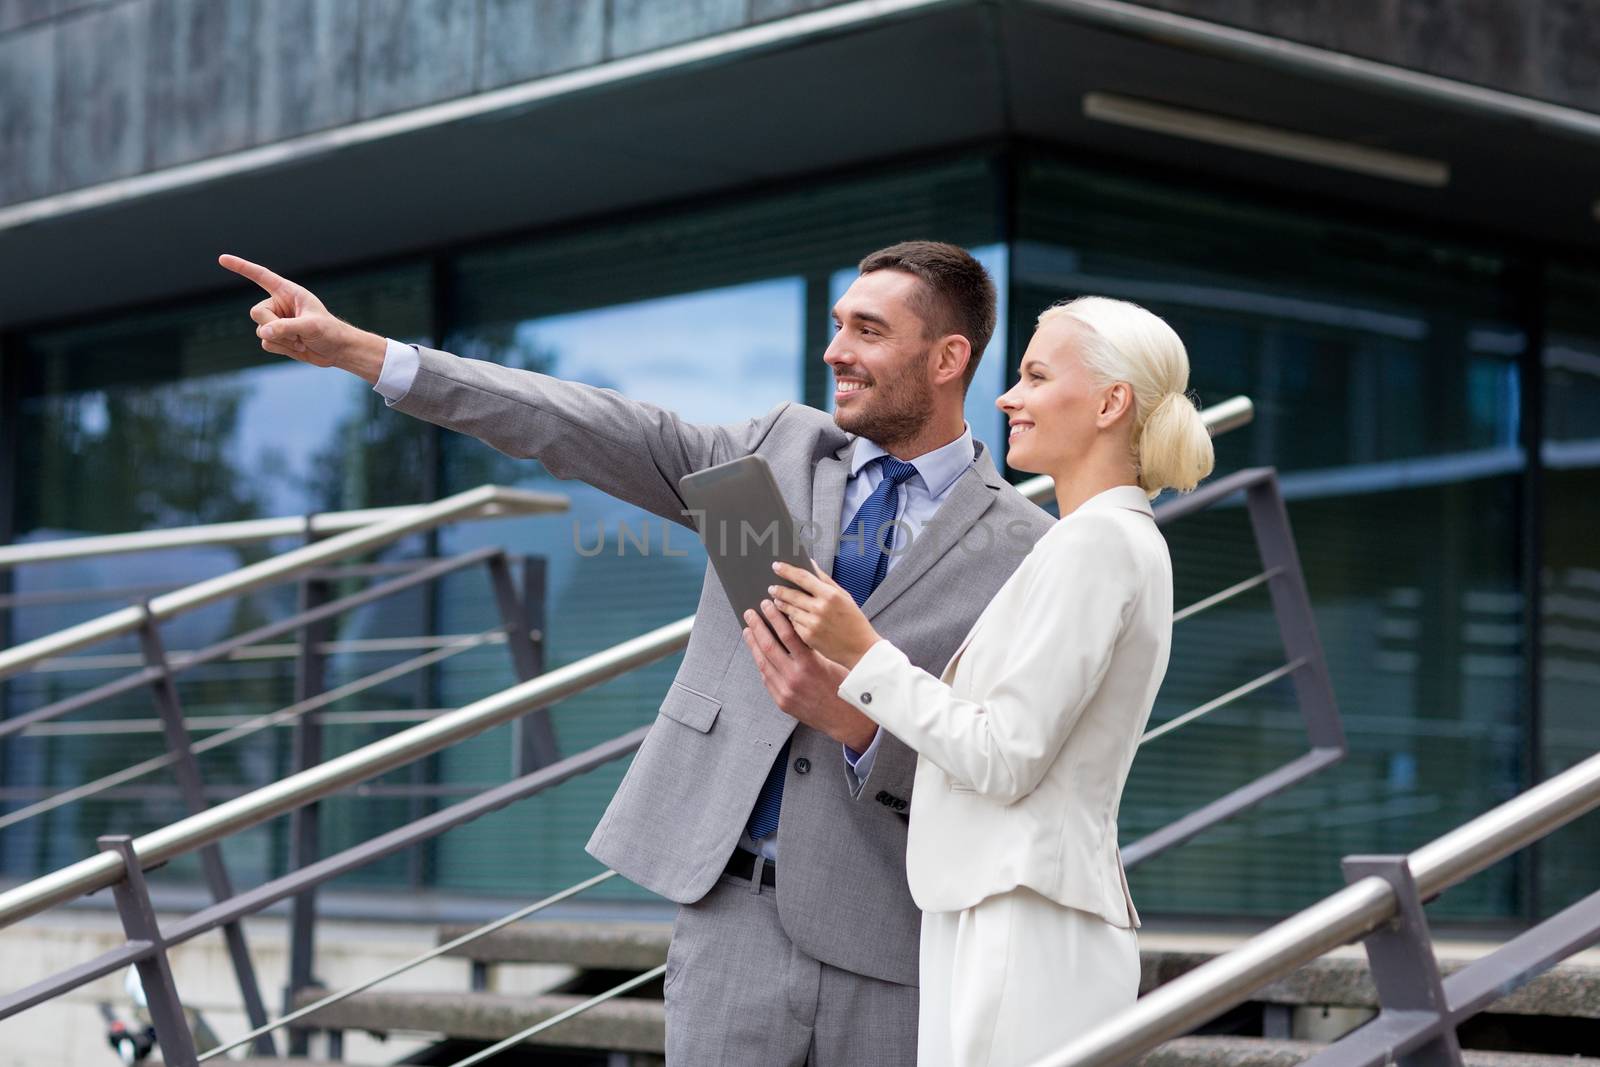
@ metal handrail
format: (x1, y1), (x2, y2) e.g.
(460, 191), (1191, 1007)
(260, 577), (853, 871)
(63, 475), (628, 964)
(0, 484), (566, 679)
(0, 395), (1251, 927)
(0, 616), (693, 927)
(1015, 395), (1253, 504)
(30, 631), (522, 674)
(0, 628), (505, 832)
(0, 543), (515, 742)
(1029, 747), (1600, 1067)
(0, 495), (561, 570)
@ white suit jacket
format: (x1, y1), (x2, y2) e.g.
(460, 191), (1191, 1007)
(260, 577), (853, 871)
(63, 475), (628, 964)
(837, 484), (1172, 927)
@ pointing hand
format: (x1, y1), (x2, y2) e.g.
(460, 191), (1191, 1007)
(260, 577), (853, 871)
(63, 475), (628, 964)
(218, 254), (386, 382)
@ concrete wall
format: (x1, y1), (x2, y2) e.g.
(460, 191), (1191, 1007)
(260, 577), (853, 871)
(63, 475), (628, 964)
(0, 0), (848, 207)
(1137, 0), (1600, 113)
(1, 0), (1596, 204)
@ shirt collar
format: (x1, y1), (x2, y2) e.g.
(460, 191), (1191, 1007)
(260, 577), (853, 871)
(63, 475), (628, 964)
(851, 424), (976, 499)
(1072, 484), (1155, 517)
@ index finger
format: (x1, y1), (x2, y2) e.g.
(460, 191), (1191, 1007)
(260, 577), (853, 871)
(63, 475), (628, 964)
(773, 560), (828, 596)
(218, 254), (293, 295)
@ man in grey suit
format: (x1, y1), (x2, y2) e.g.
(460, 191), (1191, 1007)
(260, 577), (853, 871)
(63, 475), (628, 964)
(220, 242), (1052, 1065)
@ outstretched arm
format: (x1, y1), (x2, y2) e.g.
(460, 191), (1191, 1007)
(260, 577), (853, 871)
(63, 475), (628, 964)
(219, 254), (787, 525)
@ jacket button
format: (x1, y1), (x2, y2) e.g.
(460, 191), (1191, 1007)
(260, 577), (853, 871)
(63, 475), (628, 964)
(860, 692), (873, 705)
(794, 757), (811, 774)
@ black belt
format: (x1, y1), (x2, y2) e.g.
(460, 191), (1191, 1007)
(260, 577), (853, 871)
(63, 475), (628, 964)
(725, 847), (777, 888)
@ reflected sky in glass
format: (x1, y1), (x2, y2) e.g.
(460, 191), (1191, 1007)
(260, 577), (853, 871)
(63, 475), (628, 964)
(230, 361), (374, 517)
(514, 278), (805, 422)
(438, 277), (808, 639)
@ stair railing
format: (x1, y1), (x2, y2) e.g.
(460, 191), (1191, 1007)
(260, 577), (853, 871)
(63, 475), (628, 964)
(0, 484), (564, 677)
(0, 497), (552, 570)
(3, 395), (1345, 1064)
(1026, 746), (1600, 1067)
(0, 484), (566, 1056)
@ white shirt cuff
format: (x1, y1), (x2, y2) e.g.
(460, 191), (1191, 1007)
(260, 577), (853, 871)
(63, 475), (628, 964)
(373, 338), (420, 404)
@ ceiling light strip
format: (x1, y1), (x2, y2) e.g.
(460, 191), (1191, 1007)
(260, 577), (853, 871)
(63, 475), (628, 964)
(1083, 92), (1449, 187)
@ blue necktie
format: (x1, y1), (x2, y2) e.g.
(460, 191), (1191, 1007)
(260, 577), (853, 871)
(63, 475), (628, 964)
(745, 457), (921, 845)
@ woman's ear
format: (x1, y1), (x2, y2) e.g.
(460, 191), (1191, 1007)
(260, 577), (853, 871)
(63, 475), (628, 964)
(1098, 382), (1134, 427)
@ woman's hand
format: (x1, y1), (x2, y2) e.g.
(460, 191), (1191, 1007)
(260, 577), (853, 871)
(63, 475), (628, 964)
(766, 560), (882, 670)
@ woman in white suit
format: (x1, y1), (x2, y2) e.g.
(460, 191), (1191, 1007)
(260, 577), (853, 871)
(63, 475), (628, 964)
(756, 296), (1214, 1066)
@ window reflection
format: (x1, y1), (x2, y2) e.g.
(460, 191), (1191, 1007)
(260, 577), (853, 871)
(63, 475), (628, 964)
(4, 267), (435, 885)
(1016, 155), (1526, 918)
(430, 278), (806, 894)
(1538, 266), (1600, 918)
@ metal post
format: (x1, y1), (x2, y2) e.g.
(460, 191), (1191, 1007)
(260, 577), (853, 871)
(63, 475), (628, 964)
(1244, 477), (1347, 752)
(486, 552), (557, 773)
(286, 526), (332, 1057)
(135, 610), (276, 1056)
(1332, 855), (1462, 1067)
(97, 835), (202, 1067)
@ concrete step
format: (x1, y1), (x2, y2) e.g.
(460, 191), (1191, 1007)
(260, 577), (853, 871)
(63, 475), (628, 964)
(291, 989), (665, 1054)
(437, 922), (1600, 1018)
(439, 919), (670, 971)
(1144, 950), (1600, 1017)
(1136, 1036), (1600, 1067)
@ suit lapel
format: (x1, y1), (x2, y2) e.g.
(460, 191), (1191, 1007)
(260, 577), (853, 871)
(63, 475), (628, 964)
(809, 439), (855, 575)
(860, 444), (1003, 622)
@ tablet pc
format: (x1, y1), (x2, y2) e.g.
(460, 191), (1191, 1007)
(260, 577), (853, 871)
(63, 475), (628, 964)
(679, 455), (814, 630)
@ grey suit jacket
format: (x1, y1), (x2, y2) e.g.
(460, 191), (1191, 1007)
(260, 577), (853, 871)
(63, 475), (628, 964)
(394, 346), (1053, 986)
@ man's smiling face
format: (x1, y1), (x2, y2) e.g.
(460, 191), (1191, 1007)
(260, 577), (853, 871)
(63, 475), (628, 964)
(823, 269), (939, 448)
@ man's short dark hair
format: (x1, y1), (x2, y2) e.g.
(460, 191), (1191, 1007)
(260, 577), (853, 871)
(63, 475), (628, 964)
(858, 240), (996, 390)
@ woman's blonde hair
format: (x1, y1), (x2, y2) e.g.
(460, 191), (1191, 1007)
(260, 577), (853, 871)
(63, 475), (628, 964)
(1037, 296), (1214, 498)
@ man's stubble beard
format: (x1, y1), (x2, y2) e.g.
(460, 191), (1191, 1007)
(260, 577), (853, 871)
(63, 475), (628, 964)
(833, 347), (936, 450)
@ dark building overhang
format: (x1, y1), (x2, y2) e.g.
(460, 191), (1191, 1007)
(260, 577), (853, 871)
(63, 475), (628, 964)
(3, 0), (1598, 331)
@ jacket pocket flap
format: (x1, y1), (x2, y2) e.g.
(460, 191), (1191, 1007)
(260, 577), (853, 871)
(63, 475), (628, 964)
(659, 682), (721, 733)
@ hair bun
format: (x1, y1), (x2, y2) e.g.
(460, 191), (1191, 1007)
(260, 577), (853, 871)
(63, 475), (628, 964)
(1137, 391), (1213, 498)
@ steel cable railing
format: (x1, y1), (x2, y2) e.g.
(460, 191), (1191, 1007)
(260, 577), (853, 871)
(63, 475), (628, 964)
(0, 484), (565, 679)
(0, 627), (504, 832)
(198, 870), (623, 1061)
(0, 495), (561, 571)
(0, 396), (1255, 924)
(0, 543), (517, 742)
(0, 616), (692, 926)
(448, 965), (668, 1067)
(3, 396), (1299, 1062)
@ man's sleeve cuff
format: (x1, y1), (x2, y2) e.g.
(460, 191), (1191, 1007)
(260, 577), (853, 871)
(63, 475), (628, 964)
(841, 727), (883, 796)
(373, 338), (420, 404)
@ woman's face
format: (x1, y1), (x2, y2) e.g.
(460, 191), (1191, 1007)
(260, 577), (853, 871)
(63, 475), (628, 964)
(996, 317), (1113, 475)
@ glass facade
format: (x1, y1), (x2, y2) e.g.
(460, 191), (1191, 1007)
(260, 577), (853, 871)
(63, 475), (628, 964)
(0, 149), (1593, 922)
(1012, 158), (1530, 920)
(1538, 264), (1600, 917)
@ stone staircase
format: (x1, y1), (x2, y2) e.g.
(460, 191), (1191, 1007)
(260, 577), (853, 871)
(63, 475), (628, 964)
(290, 923), (1600, 1065)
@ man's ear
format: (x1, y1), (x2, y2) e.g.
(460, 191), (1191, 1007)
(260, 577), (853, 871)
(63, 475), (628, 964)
(933, 335), (972, 388)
